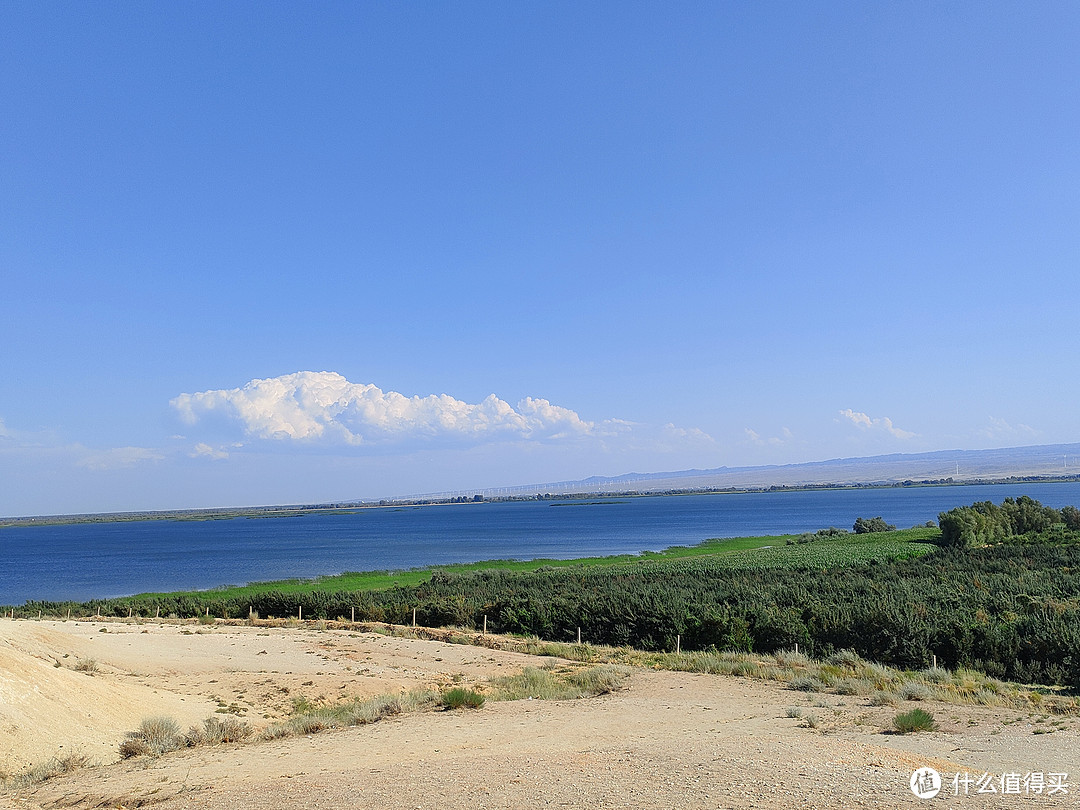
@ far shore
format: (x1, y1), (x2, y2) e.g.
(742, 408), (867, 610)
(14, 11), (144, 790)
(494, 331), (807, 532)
(5, 472), (1080, 528)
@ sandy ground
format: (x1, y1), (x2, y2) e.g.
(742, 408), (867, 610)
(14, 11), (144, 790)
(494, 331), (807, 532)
(1, 619), (1078, 809)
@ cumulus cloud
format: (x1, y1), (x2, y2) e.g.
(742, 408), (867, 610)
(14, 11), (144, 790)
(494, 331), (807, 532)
(838, 409), (916, 440)
(172, 371), (599, 447)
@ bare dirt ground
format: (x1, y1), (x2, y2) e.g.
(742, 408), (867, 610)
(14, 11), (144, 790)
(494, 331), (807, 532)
(2, 619), (1077, 809)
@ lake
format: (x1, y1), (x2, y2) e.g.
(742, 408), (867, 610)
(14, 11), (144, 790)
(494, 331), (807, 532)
(4, 481), (1080, 605)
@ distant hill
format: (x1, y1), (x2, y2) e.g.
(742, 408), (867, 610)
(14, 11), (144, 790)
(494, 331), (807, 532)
(401, 442), (1080, 501)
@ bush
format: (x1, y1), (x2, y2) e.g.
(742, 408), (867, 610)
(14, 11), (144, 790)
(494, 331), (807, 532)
(120, 716), (184, 758)
(826, 649), (862, 668)
(441, 687), (485, 710)
(789, 675), (825, 692)
(854, 517), (896, 534)
(184, 716), (252, 746)
(565, 665), (631, 696)
(893, 708), (937, 733)
(898, 682), (933, 701)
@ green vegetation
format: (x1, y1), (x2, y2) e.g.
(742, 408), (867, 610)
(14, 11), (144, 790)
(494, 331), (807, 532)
(16, 498), (1080, 691)
(853, 516), (896, 533)
(938, 496), (1080, 547)
(260, 692), (419, 740)
(440, 687), (486, 709)
(487, 664), (630, 701)
(893, 708), (937, 733)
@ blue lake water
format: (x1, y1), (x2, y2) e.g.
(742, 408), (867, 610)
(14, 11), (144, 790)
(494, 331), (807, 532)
(4, 481), (1080, 605)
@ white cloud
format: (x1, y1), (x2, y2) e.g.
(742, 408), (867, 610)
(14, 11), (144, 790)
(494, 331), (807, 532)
(978, 416), (1037, 442)
(744, 426), (793, 447)
(172, 371), (598, 447)
(662, 423), (714, 443)
(838, 409), (916, 440)
(75, 446), (165, 471)
(190, 442), (230, 460)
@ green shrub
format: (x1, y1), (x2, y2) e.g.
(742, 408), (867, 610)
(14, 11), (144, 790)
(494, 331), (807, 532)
(893, 708), (937, 733)
(441, 687), (485, 710)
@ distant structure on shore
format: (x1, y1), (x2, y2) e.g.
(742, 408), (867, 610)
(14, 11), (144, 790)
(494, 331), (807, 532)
(384, 442), (1080, 504)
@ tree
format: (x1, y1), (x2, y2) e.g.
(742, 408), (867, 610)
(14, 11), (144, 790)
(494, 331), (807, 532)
(853, 516), (896, 534)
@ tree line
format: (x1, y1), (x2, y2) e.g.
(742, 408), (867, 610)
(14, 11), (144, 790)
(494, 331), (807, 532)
(938, 495), (1080, 547)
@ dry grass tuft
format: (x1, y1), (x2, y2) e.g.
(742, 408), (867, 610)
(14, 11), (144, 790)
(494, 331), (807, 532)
(2, 753), (90, 789)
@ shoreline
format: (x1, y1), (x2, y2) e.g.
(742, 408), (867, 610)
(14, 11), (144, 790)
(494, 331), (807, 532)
(4, 473), (1080, 528)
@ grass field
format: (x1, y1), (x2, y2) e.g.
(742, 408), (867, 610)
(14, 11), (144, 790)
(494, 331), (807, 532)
(126, 526), (940, 603)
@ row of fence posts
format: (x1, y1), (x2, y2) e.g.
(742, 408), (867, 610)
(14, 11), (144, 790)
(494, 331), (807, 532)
(0, 613), (937, 665)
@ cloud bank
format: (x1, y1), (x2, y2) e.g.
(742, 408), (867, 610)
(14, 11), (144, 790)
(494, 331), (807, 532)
(172, 371), (601, 447)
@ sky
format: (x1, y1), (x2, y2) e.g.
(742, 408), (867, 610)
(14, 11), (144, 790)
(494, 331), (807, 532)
(2, 2), (1079, 516)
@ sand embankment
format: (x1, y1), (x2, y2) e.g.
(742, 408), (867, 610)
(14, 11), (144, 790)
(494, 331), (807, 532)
(2, 619), (1077, 809)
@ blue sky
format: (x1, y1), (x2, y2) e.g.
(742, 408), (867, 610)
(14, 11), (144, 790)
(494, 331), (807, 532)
(3, 2), (1079, 515)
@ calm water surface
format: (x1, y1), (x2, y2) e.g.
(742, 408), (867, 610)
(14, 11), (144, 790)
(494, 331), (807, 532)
(4, 482), (1080, 604)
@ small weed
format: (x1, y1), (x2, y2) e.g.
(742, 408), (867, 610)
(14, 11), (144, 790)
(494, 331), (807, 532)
(2, 753), (90, 788)
(72, 658), (99, 675)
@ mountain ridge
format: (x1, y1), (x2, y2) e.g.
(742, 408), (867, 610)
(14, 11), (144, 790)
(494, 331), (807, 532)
(406, 441), (1080, 500)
